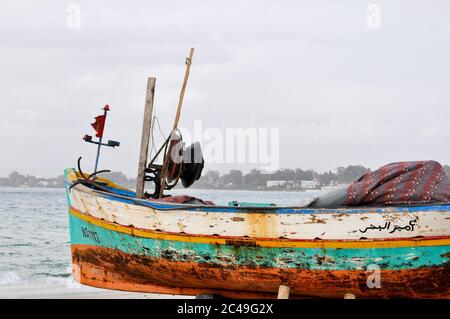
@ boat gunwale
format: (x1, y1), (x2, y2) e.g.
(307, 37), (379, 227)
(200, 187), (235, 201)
(64, 168), (450, 214)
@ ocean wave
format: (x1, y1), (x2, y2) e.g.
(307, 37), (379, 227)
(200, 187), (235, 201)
(9, 243), (35, 247)
(0, 272), (22, 285)
(36, 272), (71, 278)
(46, 273), (83, 289)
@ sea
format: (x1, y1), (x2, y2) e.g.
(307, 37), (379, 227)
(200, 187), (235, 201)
(0, 187), (323, 289)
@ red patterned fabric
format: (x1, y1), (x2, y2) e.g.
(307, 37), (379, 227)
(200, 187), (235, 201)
(345, 161), (450, 206)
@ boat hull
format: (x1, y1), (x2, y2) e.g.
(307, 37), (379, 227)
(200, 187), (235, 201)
(68, 207), (450, 298)
(64, 168), (450, 298)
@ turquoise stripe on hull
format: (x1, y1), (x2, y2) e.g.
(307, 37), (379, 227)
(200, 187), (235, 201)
(69, 213), (450, 271)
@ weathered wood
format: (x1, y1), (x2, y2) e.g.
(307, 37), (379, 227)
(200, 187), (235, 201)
(172, 47), (194, 130)
(65, 169), (450, 299)
(158, 48), (194, 198)
(277, 285), (290, 299)
(136, 77), (156, 199)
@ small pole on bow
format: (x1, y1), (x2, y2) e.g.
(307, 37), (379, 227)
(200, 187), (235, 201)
(82, 105), (120, 175)
(93, 105), (110, 173)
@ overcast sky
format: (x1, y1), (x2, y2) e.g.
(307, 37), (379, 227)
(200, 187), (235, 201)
(1, 0), (450, 178)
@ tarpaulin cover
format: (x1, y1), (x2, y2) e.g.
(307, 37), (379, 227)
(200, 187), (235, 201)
(310, 161), (450, 208)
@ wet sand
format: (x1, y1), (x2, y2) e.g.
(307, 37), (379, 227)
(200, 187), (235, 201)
(0, 283), (192, 299)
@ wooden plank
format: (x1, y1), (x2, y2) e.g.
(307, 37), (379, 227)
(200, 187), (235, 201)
(277, 285), (290, 299)
(136, 77), (156, 199)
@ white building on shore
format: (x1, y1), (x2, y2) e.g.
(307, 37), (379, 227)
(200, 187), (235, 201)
(300, 180), (319, 189)
(266, 179), (320, 190)
(266, 180), (289, 188)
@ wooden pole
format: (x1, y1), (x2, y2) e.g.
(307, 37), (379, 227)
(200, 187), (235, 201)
(157, 48), (194, 198)
(136, 77), (156, 199)
(277, 285), (290, 299)
(172, 47), (194, 130)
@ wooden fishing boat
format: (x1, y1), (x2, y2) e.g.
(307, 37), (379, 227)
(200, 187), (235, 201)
(64, 168), (450, 298)
(65, 48), (450, 298)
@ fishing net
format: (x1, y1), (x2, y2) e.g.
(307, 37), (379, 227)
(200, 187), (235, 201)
(310, 161), (450, 207)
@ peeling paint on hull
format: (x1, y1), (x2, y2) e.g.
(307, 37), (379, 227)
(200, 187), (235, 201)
(72, 245), (450, 299)
(68, 210), (450, 298)
(64, 168), (450, 298)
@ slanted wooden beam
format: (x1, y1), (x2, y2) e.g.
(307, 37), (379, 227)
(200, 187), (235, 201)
(157, 48), (194, 198)
(136, 77), (156, 199)
(171, 47), (194, 130)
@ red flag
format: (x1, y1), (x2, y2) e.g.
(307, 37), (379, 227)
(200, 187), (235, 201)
(91, 115), (106, 138)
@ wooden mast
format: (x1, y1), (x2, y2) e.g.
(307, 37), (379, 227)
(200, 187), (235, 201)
(171, 47), (195, 130)
(157, 48), (194, 198)
(136, 77), (156, 199)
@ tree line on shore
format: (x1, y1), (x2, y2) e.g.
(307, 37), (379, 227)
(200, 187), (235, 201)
(2, 164), (449, 190)
(196, 166), (368, 190)
(0, 171), (66, 188)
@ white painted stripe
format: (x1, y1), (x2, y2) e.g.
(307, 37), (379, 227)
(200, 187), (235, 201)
(69, 184), (450, 240)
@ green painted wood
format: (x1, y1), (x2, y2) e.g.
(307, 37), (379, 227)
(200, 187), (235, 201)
(69, 212), (450, 271)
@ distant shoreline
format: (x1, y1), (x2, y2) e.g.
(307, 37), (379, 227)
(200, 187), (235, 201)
(0, 185), (323, 192)
(2, 163), (449, 192)
(0, 186), (64, 190)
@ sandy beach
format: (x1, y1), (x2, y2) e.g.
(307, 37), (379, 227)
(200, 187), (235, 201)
(0, 283), (191, 299)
